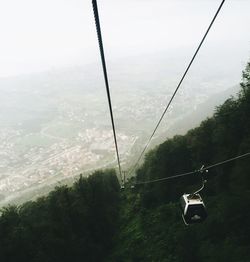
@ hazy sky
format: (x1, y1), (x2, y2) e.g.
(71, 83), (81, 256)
(0, 0), (249, 77)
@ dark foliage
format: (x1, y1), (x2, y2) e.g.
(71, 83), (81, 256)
(0, 170), (120, 262)
(109, 62), (250, 261)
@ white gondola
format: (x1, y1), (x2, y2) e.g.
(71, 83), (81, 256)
(180, 193), (207, 225)
(180, 166), (208, 225)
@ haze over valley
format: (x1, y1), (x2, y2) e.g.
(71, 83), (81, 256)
(0, 52), (242, 206)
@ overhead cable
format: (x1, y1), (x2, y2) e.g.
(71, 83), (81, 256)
(129, 0), (226, 176)
(205, 152), (250, 170)
(92, 0), (123, 181)
(135, 170), (198, 185)
(135, 151), (250, 185)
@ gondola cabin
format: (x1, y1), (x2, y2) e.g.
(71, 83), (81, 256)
(180, 193), (207, 225)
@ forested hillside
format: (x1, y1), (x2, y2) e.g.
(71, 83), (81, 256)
(0, 171), (120, 262)
(0, 62), (250, 262)
(110, 62), (250, 261)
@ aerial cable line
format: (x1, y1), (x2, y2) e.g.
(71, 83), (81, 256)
(92, 0), (123, 182)
(135, 151), (250, 185)
(204, 152), (250, 170)
(129, 0), (226, 176)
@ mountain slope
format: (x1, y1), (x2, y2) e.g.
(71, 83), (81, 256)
(109, 62), (250, 261)
(0, 62), (250, 262)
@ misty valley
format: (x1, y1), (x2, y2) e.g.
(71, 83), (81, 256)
(0, 55), (239, 206)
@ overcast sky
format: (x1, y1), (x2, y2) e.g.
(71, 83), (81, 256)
(0, 0), (249, 77)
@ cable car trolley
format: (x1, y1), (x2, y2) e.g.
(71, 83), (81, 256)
(180, 165), (208, 225)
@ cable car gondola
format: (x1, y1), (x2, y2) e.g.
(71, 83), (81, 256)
(180, 193), (207, 225)
(180, 167), (208, 225)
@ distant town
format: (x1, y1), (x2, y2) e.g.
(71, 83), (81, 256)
(0, 60), (238, 206)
